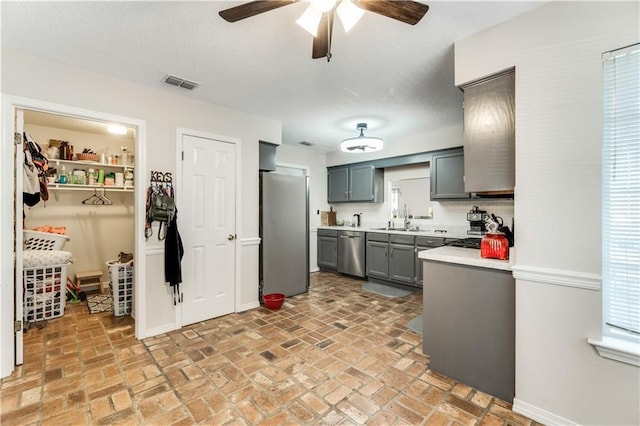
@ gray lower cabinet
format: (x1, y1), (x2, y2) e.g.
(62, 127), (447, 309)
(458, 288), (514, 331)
(367, 233), (432, 287)
(422, 260), (515, 403)
(414, 236), (446, 287)
(317, 229), (338, 270)
(430, 148), (470, 200)
(388, 235), (415, 285)
(366, 233), (389, 279)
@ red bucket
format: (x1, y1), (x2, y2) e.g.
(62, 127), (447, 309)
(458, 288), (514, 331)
(263, 293), (285, 310)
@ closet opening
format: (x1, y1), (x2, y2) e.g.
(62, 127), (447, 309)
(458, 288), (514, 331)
(18, 108), (138, 360)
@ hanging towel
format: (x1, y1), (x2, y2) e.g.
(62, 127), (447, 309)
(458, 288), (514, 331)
(164, 208), (184, 304)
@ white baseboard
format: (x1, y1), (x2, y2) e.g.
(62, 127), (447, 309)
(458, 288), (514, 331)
(238, 301), (260, 312)
(513, 398), (578, 426)
(138, 323), (177, 339)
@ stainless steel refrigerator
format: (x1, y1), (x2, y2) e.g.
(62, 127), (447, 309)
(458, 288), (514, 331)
(259, 172), (309, 298)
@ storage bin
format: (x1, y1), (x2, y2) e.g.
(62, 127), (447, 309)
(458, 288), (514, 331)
(107, 260), (133, 316)
(23, 263), (67, 323)
(23, 231), (70, 250)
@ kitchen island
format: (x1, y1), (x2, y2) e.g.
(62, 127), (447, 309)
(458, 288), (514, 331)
(418, 246), (515, 403)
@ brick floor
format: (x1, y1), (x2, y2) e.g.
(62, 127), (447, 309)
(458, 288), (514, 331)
(0, 271), (542, 425)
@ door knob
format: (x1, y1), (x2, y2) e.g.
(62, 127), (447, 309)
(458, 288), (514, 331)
(227, 234), (236, 241)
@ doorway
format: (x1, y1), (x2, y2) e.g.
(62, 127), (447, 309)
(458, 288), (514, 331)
(177, 130), (238, 326)
(1, 96), (146, 378)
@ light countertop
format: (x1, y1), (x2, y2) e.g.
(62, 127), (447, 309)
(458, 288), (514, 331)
(418, 246), (514, 272)
(317, 225), (469, 239)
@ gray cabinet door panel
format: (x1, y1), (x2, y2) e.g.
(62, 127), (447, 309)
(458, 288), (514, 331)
(431, 149), (469, 200)
(462, 70), (515, 193)
(317, 236), (337, 269)
(349, 164), (375, 201)
(328, 167), (349, 202)
(366, 241), (389, 279)
(389, 243), (415, 284)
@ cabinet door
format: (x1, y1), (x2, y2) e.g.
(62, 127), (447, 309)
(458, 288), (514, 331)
(430, 149), (470, 200)
(389, 243), (415, 285)
(349, 164), (375, 201)
(366, 241), (389, 279)
(463, 70), (515, 193)
(328, 167), (349, 202)
(317, 236), (337, 269)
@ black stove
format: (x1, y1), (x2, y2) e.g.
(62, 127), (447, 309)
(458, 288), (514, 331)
(446, 237), (482, 249)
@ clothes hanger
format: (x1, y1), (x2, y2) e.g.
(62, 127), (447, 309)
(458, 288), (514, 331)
(82, 189), (100, 205)
(98, 188), (113, 205)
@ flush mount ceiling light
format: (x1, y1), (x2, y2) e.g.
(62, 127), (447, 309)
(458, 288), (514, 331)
(341, 123), (383, 153)
(218, 1), (429, 62)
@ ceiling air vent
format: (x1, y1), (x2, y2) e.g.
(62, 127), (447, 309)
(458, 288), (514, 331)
(164, 74), (200, 90)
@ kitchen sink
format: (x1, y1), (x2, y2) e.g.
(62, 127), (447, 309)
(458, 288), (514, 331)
(370, 227), (408, 231)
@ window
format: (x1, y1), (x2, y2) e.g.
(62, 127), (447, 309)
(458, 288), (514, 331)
(595, 43), (640, 364)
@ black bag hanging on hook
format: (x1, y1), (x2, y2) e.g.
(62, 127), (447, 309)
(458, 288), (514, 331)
(145, 171), (176, 240)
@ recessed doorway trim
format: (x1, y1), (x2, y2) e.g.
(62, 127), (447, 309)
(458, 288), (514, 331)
(1, 95), (147, 379)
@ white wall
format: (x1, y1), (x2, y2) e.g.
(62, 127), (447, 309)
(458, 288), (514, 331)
(2, 49), (281, 340)
(455, 2), (639, 425)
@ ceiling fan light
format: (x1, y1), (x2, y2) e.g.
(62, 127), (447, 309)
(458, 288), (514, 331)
(340, 123), (383, 153)
(341, 137), (383, 153)
(296, 5), (322, 37)
(310, 0), (337, 13)
(336, 0), (364, 32)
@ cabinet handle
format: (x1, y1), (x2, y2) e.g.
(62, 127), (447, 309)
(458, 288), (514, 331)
(390, 248), (393, 257)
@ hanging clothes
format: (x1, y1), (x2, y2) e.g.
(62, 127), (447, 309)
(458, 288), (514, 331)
(164, 208), (184, 305)
(23, 149), (41, 207)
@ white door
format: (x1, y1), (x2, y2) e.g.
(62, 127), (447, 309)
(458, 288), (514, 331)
(180, 134), (236, 325)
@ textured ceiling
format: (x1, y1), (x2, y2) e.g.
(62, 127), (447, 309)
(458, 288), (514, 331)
(1, 1), (545, 152)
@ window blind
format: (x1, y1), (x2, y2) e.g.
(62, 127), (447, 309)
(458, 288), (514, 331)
(602, 43), (640, 342)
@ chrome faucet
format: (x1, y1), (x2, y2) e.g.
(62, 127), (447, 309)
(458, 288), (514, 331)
(353, 213), (362, 227)
(403, 205), (410, 230)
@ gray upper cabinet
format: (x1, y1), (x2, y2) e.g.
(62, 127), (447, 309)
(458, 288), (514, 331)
(328, 163), (383, 203)
(327, 167), (349, 202)
(462, 69), (515, 194)
(430, 148), (470, 200)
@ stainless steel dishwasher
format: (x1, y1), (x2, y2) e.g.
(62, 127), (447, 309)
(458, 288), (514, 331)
(338, 230), (365, 277)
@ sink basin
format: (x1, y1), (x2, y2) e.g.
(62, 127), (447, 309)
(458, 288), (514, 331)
(370, 227), (408, 231)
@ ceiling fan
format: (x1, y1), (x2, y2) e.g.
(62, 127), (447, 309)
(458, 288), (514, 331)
(218, 0), (429, 61)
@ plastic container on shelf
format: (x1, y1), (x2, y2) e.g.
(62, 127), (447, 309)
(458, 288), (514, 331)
(23, 230), (70, 250)
(23, 263), (67, 323)
(107, 260), (133, 316)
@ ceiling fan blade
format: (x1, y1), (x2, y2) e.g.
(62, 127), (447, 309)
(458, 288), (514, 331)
(312, 11), (335, 59)
(355, 0), (429, 25)
(219, 0), (298, 23)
